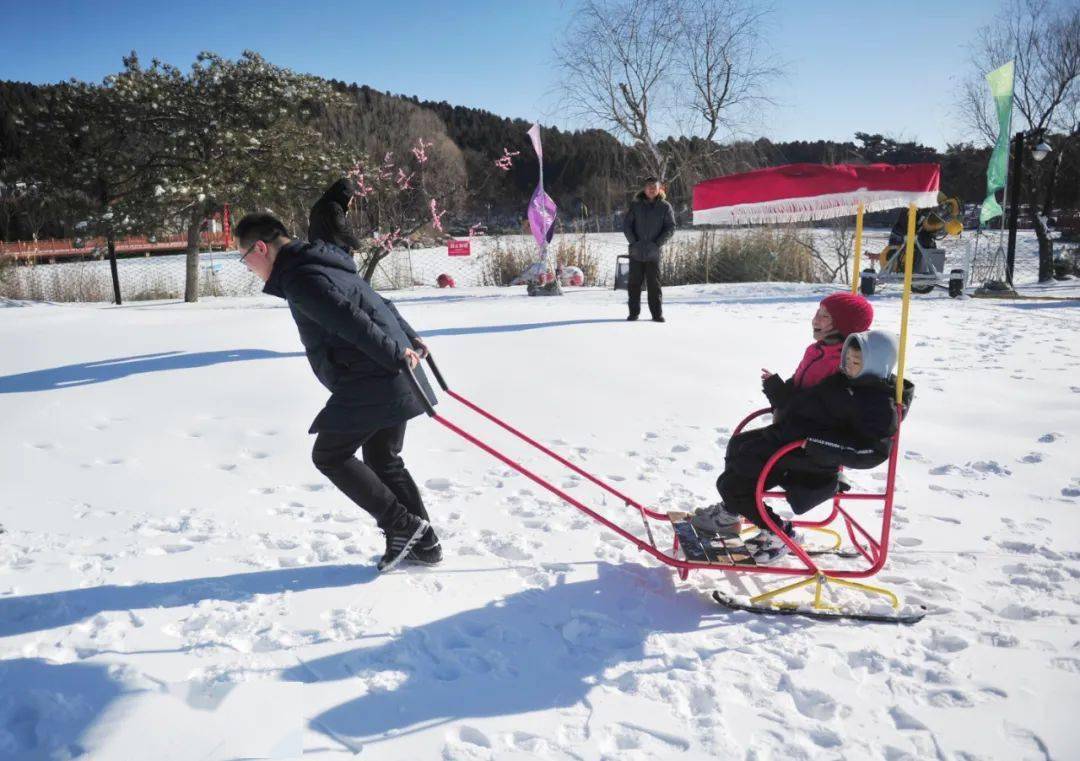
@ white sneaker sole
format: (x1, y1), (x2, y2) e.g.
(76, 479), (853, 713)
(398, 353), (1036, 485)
(377, 519), (430, 573)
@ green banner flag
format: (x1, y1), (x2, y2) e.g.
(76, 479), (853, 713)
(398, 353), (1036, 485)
(980, 61), (1015, 225)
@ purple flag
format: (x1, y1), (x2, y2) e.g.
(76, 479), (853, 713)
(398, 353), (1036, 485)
(528, 185), (557, 250)
(526, 123), (557, 254)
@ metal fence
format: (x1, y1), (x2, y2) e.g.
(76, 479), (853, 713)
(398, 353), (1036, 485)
(0, 249), (264, 302)
(0, 227), (1013, 303)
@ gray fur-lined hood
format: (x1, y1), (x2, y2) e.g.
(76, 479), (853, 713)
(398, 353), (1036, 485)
(842, 330), (898, 379)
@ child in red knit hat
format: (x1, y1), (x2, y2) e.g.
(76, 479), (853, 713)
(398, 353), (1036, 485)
(760, 292), (874, 409)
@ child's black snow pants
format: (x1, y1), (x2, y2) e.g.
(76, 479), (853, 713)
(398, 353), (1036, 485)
(716, 426), (835, 533)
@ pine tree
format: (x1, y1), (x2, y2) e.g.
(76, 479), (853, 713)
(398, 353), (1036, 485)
(114, 51), (355, 301)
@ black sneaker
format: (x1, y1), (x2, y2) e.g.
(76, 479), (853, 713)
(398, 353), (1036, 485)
(651, 315), (665, 323)
(744, 521), (802, 563)
(626, 314), (639, 321)
(377, 513), (429, 572)
(406, 533), (443, 565)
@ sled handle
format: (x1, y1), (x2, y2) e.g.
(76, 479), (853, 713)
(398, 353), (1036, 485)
(404, 360), (437, 417)
(425, 352), (449, 391)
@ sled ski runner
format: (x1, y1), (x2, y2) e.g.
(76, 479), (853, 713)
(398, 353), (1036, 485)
(712, 591), (927, 624)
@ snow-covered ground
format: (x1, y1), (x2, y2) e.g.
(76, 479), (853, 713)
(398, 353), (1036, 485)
(2, 282), (1078, 759)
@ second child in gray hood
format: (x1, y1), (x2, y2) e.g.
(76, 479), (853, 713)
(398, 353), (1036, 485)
(709, 329), (915, 532)
(841, 330), (898, 380)
(623, 189), (676, 262)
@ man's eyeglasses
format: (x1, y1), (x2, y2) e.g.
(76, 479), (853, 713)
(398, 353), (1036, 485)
(239, 240), (260, 264)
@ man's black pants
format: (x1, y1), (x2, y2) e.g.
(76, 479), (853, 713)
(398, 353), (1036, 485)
(312, 422), (429, 531)
(627, 259), (662, 318)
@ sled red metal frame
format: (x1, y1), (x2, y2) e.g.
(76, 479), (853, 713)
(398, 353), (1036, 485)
(729, 407), (902, 580)
(407, 355), (902, 584)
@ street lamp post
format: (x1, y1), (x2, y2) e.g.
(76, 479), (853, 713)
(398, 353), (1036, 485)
(1005, 129), (1051, 286)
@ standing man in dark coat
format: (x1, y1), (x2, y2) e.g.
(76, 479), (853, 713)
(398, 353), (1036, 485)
(622, 177), (676, 322)
(309, 178), (362, 253)
(235, 212), (440, 572)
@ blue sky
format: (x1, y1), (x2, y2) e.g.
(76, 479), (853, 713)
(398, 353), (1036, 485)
(2, 0), (1000, 149)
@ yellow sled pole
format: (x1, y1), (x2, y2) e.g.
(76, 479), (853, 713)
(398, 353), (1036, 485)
(896, 204), (916, 403)
(850, 202), (864, 293)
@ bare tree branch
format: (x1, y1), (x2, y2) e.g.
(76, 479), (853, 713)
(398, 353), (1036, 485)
(554, 0), (778, 183)
(961, 0), (1079, 142)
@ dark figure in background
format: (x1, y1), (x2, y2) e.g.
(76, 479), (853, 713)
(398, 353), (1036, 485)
(622, 177), (676, 322)
(309, 178), (361, 254)
(235, 212), (440, 573)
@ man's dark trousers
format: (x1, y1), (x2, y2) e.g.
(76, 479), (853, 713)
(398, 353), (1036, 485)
(628, 259), (662, 319)
(311, 423), (429, 530)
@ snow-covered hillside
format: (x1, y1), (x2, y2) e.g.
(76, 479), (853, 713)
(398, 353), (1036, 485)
(1, 283), (1078, 759)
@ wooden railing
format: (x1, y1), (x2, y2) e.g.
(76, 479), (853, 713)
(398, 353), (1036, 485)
(0, 232), (231, 261)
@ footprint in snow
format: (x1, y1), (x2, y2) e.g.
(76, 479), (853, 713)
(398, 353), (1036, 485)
(980, 631), (1020, 648)
(1051, 657), (1080, 673)
(997, 540), (1062, 561)
(928, 484), (988, 499)
(925, 689), (975, 708)
(1038, 432), (1062, 443)
(926, 632), (968, 653)
(969, 460), (1011, 476)
(889, 706), (928, 731)
(449, 726), (491, 749)
(999, 603), (1049, 621)
(778, 674), (838, 721)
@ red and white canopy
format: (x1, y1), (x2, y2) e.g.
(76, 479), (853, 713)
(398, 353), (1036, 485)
(692, 162), (940, 226)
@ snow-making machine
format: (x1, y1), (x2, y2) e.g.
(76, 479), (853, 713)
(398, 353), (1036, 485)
(859, 193), (966, 298)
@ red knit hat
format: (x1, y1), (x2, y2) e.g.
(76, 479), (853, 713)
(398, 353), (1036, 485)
(820, 293), (873, 336)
